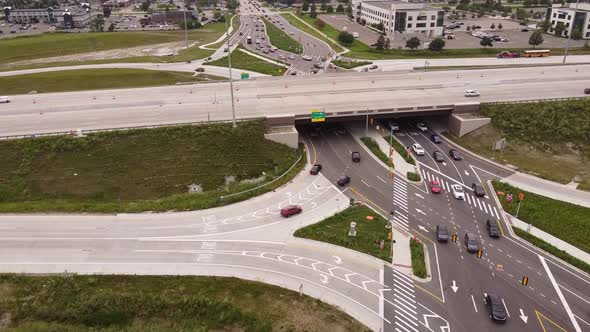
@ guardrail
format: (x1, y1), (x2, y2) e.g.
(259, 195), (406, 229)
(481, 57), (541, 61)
(482, 96), (589, 105)
(0, 117), (265, 141)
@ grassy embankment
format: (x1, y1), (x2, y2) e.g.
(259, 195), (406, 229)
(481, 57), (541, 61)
(295, 205), (392, 262)
(0, 69), (224, 94)
(447, 99), (590, 190)
(360, 137), (393, 167)
(280, 13), (345, 53)
(208, 46), (286, 76)
(0, 121), (304, 213)
(0, 274), (370, 331)
(332, 59), (372, 69)
(262, 17), (303, 54)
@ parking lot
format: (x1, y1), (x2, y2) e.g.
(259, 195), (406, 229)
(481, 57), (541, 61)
(0, 22), (56, 39)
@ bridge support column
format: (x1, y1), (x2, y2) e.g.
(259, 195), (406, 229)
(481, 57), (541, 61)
(264, 115), (299, 149)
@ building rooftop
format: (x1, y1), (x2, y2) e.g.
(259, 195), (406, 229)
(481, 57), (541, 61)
(362, 0), (435, 11)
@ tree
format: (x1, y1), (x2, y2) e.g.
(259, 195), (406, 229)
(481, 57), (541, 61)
(103, 7), (112, 17)
(385, 37), (391, 50)
(326, 5), (333, 13)
(490, 23), (496, 29)
(108, 23), (115, 32)
(539, 20), (551, 32)
(310, 3), (317, 18)
(516, 8), (529, 21)
(314, 18), (326, 29)
(375, 22), (384, 31)
(572, 28), (583, 40)
(320, 2), (326, 11)
(302, 0), (309, 11)
(90, 16), (105, 32)
(529, 30), (544, 48)
(553, 22), (565, 36)
(480, 36), (493, 48)
(336, 4), (344, 12)
(179, 20), (202, 29)
(375, 34), (386, 50)
(428, 37), (445, 51)
(461, 12), (466, 18)
(498, 23), (503, 30)
(405, 36), (421, 50)
(338, 31), (354, 44)
(346, 4), (352, 14)
(140, 1), (150, 11)
(226, 0), (239, 10)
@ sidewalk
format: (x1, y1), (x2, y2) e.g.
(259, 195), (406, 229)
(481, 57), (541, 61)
(503, 172), (590, 208)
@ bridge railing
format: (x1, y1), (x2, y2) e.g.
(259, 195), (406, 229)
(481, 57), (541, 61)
(482, 96), (589, 106)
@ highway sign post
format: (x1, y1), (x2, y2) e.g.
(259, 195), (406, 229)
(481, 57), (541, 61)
(311, 109), (326, 123)
(240, 72), (249, 79)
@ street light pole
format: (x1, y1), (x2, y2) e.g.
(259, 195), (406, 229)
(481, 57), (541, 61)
(183, 6), (189, 49)
(225, 12), (237, 127)
(563, 0), (579, 64)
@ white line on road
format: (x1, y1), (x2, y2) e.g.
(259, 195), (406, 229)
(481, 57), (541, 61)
(471, 294), (478, 312)
(377, 175), (387, 183)
(361, 179), (372, 188)
(502, 298), (510, 318)
(540, 255), (582, 332)
(465, 193), (471, 205)
(575, 314), (590, 328)
(560, 284), (590, 305)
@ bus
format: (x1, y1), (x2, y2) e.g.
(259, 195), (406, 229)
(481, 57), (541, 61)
(246, 36), (252, 44)
(522, 49), (551, 57)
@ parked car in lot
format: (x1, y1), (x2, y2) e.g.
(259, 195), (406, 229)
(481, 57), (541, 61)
(451, 184), (465, 200)
(433, 151), (445, 162)
(351, 151), (361, 162)
(449, 149), (463, 160)
(430, 180), (441, 194)
(464, 232), (480, 252)
(416, 122), (428, 132)
(310, 164), (322, 175)
(487, 219), (501, 238)
(436, 225), (449, 242)
(485, 294), (508, 323)
(472, 183), (486, 197)
(280, 205), (302, 217)
(337, 175), (351, 186)
(412, 143), (425, 156)
(431, 134), (442, 144)
(464, 89), (480, 97)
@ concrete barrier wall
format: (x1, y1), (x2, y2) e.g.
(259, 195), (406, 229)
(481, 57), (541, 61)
(264, 126), (299, 149)
(452, 102), (480, 114)
(448, 114), (491, 137)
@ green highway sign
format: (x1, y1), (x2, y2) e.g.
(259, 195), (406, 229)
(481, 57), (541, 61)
(311, 109), (325, 123)
(240, 72), (250, 79)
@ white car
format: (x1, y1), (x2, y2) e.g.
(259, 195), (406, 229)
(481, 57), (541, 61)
(451, 184), (465, 200)
(416, 122), (428, 132)
(412, 143), (425, 156)
(0, 96), (10, 103)
(464, 89), (480, 97)
(388, 121), (399, 131)
(288, 55), (295, 60)
(302, 55), (312, 61)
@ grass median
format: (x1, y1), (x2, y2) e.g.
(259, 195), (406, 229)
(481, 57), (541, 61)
(332, 59), (371, 69)
(208, 47), (286, 76)
(280, 13), (345, 53)
(492, 180), (590, 254)
(294, 205), (392, 262)
(0, 274), (370, 331)
(0, 69), (224, 94)
(410, 238), (427, 278)
(383, 135), (416, 165)
(360, 137), (393, 167)
(0, 120), (305, 213)
(262, 17), (303, 54)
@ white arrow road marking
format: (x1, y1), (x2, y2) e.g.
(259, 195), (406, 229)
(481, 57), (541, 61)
(519, 309), (528, 323)
(442, 162), (447, 166)
(311, 202), (318, 209)
(320, 274), (329, 284)
(332, 255), (342, 264)
(414, 193), (424, 199)
(451, 280), (458, 293)
(465, 170), (470, 176)
(415, 208), (427, 215)
(418, 225), (429, 233)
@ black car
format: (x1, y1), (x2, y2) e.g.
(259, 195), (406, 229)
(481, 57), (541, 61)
(433, 151), (445, 162)
(436, 225), (449, 242)
(487, 219), (501, 238)
(485, 294), (508, 323)
(449, 149), (463, 160)
(310, 164), (322, 175)
(585, 88), (590, 94)
(464, 232), (479, 252)
(521, 28), (529, 32)
(351, 152), (361, 162)
(337, 175), (351, 186)
(431, 134), (442, 144)
(472, 183), (486, 197)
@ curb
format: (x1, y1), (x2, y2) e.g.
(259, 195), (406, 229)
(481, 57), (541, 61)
(411, 239), (433, 283)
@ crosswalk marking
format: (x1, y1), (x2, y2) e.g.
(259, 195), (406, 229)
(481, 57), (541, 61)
(392, 269), (419, 332)
(493, 206), (500, 219)
(465, 192), (471, 204)
(482, 202), (488, 213)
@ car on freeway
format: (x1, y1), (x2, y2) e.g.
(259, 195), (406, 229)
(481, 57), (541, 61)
(433, 151), (445, 162)
(430, 180), (441, 194)
(472, 183), (486, 197)
(464, 232), (479, 252)
(487, 220), (501, 238)
(416, 122), (428, 132)
(485, 294), (508, 323)
(412, 143), (425, 156)
(464, 89), (480, 97)
(288, 55), (295, 60)
(302, 55), (312, 61)
(388, 121), (399, 131)
(351, 152), (361, 162)
(451, 184), (465, 200)
(521, 28), (529, 32)
(436, 225), (449, 242)
(337, 175), (351, 186)
(431, 134), (442, 144)
(195, 67), (205, 72)
(280, 205), (302, 217)
(449, 149), (463, 160)
(224, 47), (229, 52)
(0, 96), (10, 103)
(497, 50), (520, 58)
(310, 164), (322, 175)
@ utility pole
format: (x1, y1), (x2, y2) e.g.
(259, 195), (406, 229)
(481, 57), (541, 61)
(225, 11), (237, 127)
(563, 0), (579, 64)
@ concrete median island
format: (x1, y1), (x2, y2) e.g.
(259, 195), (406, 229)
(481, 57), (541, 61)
(0, 120), (305, 213)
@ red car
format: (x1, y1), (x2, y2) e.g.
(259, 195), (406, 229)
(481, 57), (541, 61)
(430, 180), (441, 194)
(280, 205), (302, 218)
(497, 51), (520, 58)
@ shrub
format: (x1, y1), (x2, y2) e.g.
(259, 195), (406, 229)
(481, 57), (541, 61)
(338, 31), (355, 44)
(407, 172), (421, 182)
(428, 38), (445, 51)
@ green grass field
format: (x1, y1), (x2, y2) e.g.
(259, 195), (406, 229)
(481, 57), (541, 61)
(262, 17), (303, 54)
(0, 22), (228, 67)
(0, 121), (304, 213)
(332, 59), (371, 69)
(493, 180), (590, 254)
(360, 137), (393, 167)
(294, 205), (392, 261)
(0, 274), (370, 332)
(208, 47), (286, 76)
(280, 13), (345, 53)
(410, 238), (427, 278)
(0, 69), (223, 94)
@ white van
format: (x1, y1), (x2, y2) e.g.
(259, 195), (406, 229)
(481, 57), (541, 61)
(0, 96), (10, 103)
